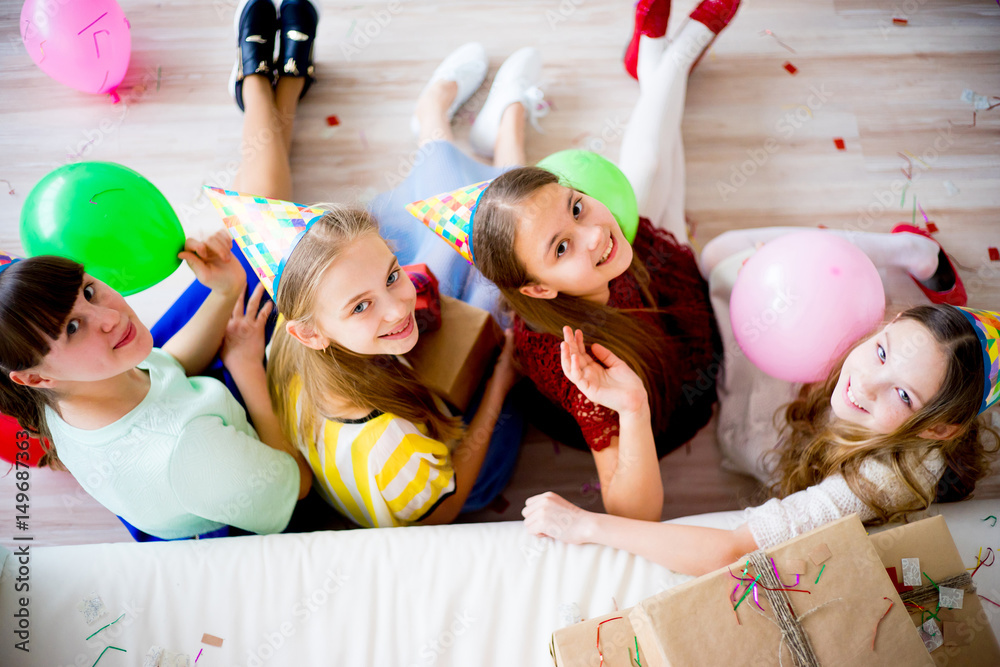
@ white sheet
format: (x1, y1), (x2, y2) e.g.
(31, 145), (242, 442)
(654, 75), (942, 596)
(1, 501), (996, 666)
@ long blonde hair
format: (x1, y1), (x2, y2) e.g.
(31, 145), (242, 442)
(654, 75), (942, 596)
(267, 206), (462, 446)
(772, 305), (999, 524)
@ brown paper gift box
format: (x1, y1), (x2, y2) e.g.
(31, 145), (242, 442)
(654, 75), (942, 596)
(628, 515), (932, 667)
(869, 515), (1000, 664)
(405, 295), (502, 412)
(551, 609), (647, 667)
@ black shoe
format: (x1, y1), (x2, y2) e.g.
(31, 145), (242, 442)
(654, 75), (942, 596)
(277, 0), (320, 100)
(230, 0), (278, 112)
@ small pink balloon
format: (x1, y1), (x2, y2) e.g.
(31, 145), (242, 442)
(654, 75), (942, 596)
(730, 230), (886, 383)
(20, 0), (132, 96)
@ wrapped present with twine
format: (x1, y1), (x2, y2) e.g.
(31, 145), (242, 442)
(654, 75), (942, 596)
(628, 516), (931, 666)
(870, 515), (1000, 663)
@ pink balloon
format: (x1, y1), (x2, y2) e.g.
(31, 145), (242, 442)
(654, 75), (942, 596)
(730, 230), (886, 383)
(20, 0), (131, 95)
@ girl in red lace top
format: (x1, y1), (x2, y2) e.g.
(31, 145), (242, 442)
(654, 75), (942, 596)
(463, 0), (740, 520)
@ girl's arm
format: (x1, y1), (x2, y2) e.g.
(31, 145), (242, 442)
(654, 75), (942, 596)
(562, 328), (663, 521)
(419, 329), (520, 525)
(523, 492), (757, 577)
(162, 231), (246, 376)
(221, 283), (312, 500)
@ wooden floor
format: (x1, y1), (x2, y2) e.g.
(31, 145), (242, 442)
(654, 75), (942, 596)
(1, 0), (998, 547)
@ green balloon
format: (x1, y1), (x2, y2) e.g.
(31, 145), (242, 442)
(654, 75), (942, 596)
(536, 149), (639, 243)
(20, 162), (185, 296)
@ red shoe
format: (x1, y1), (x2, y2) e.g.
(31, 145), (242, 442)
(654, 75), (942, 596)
(891, 224), (968, 306)
(689, 0), (741, 35)
(624, 0), (672, 80)
(687, 0), (741, 73)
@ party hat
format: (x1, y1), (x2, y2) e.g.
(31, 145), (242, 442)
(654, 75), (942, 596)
(406, 180), (492, 264)
(956, 306), (1000, 414)
(0, 249), (22, 276)
(204, 187), (327, 299)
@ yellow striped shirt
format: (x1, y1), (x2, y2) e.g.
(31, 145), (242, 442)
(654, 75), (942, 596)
(287, 381), (456, 528)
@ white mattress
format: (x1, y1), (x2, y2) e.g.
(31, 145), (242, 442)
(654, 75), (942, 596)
(1, 501), (996, 666)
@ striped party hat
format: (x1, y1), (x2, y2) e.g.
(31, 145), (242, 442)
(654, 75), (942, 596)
(956, 306), (1000, 414)
(0, 249), (22, 276)
(204, 187), (327, 299)
(406, 180), (492, 264)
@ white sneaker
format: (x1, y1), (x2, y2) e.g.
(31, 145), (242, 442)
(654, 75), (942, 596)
(410, 42), (489, 137)
(468, 47), (547, 158)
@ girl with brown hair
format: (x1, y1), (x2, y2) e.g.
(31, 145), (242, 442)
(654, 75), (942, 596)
(410, 0), (742, 520)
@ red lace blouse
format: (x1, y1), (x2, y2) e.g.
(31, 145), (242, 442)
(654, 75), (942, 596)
(513, 217), (721, 454)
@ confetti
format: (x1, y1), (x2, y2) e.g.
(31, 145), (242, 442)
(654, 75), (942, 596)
(92, 646), (126, 667)
(488, 494), (510, 514)
(901, 183), (909, 207)
(78, 593), (107, 624)
(892, 17), (908, 25)
(783, 62), (798, 75)
(0, 179), (13, 195)
(918, 203), (929, 224)
(809, 543), (832, 565)
(902, 558), (921, 586)
(988, 248), (999, 262)
(969, 547), (994, 577)
(833, 138), (845, 150)
(142, 646), (163, 667)
(86, 612), (125, 640)
(925, 221), (938, 233)
(938, 586), (964, 609)
(943, 180), (959, 196)
(325, 115), (340, 126)
(984, 515), (998, 527)
(759, 29), (796, 53)
(195, 649), (203, 663)
(201, 634), (224, 647)
(596, 616), (624, 667)
(871, 597), (893, 650)
(160, 650), (191, 667)
(734, 572), (762, 610)
(814, 563), (826, 584)
(980, 594), (1000, 608)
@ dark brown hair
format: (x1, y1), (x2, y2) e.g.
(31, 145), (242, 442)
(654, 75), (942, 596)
(0, 256), (85, 469)
(267, 205), (463, 445)
(471, 166), (674, 432)
(773, 304), (998, 524)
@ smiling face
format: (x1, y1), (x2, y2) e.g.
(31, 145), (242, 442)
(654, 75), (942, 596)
(305, 234), (418, 356)
(830, 318), (949, 434)
(27, 275), (154, 385)
(512, 182), (633, 303)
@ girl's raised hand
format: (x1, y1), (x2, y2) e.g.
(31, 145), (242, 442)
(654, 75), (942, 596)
(560, 327), (648, 416)
(522, 492), (594, 545)
(221, 283), (273, 371)
(178, 230), (246, 297)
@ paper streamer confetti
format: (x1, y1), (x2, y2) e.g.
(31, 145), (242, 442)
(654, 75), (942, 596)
(833, 138), (845, 151)
(783, 62), (798, 75)
(814, 563), (826, 584)
(759, 29), (796, 53)
(989, 248), (1000, 262)
(92, 646), (126, 667)
(78, 593), (108, 625)
(143, 646), (163, 667)
(86, 612), (125, 640)
(871, 597), (893, 650)
(984, 515), (998, 527)
(201, 634), (224, 647)
(596, 616), (624, 667)
(892, 17), (908, 25)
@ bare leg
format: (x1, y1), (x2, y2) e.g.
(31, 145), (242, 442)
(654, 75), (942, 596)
(699, 227), (941, 280)
(493, 103), (526, 168)
(414, 80), (457, 148)
(232, 75), (293, 201)
(274, 77), (305, 157)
